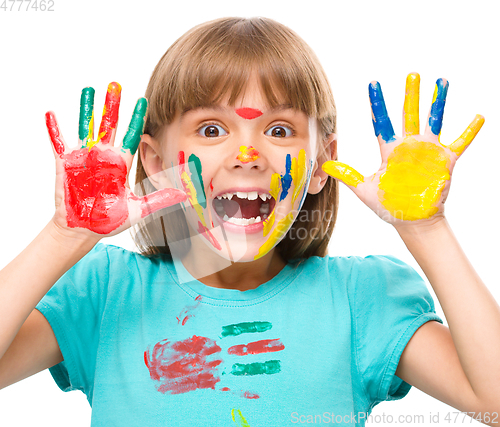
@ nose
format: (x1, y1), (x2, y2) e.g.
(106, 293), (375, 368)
(230, 145), (268, 171)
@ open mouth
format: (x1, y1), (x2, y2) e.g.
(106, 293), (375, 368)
(212, 191), (276, 226)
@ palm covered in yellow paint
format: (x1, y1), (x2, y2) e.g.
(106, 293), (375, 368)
(323, 73), (484, 225)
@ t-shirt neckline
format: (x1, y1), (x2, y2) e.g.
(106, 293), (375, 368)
(168, 255), (299, 307)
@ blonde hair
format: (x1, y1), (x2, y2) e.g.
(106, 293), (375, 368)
(134, 17), (338, 260)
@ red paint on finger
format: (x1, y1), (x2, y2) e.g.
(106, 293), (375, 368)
(236, 107), (263, 120)
(137, 188), (187, 218)
(63, 148), (128, 234)
(98, 82), (122, 144)
(227, 338), (284, 356)
(45, 111), (65, 156)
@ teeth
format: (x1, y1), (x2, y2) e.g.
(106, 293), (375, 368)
(259, 203), (269, 214)
(223, 216), (264, 226)
(218, 191), (271, 200)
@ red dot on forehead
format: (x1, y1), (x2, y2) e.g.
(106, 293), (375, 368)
(235, 107), (263, 120)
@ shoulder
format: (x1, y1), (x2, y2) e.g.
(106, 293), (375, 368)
(293, 253), (414, 282)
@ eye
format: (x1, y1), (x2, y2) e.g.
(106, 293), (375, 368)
(198, 124), (227, 138)
(265, 125), (294, 138)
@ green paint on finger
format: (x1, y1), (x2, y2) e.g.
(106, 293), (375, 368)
(188, 154), (207, 209)
(230, 360), (281, 376)
(79, 87), (95, 146)
(221, 321), (272, 338)
(122, 98), (148, 154)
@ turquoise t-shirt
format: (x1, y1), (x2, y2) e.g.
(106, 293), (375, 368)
(36, 244), (441, 426)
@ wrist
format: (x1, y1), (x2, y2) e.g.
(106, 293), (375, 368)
(394, 216), (453, 248)
(47, 218), (101, 255)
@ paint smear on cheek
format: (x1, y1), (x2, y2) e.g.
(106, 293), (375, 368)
(63, 148), (128, 234)
(378, 138), (450, 220)
(255, 212), (294, 260)
(279, 155), (293, 201)
(178, 151), (221, 250)
(290, 149), (307, 203)
(236, 146), (260, 163)
(144, 335), (223, 394)
(235, 108), (263, 120)
(188, 154), (207, 209)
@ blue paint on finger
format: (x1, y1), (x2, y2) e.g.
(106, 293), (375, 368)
(428, 78), (449, 136)
(369, 82), (396, 143)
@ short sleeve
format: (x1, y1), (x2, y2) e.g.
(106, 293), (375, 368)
(350, 255), (442, 406)
(35, 243), (110, 401)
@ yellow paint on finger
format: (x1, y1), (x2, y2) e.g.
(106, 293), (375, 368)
(254, 212), (294, 260)
(378, 138), (450, 221)
(404, 73), (420, 136)
(448, 114), (485, 156)
(291, 149), (307, 203)
(232, 409), (251, 427)
(181, 171), (207, 227)
(322, 161), (364, 188)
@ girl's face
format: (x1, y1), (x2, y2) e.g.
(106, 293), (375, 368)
(150, 77), (323, 263)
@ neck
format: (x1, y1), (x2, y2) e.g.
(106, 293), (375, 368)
(178, 236), (286, 291)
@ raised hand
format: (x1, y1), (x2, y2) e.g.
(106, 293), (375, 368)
(46, 83), (186, 236)
(322, 73), (484, 225)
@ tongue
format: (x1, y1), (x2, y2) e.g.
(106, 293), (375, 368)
(221, 197), (262, 219)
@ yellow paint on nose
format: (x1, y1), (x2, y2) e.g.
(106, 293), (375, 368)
(378, 138), (450, 221)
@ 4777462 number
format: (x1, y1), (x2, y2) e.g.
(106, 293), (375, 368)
(1, 0), (54, 11)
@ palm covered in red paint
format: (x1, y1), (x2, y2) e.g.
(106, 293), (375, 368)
(46, 83), (186, 237)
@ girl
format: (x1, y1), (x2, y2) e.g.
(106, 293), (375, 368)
(0, 17), (499, 426)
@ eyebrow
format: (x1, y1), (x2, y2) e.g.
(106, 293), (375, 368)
(180, 104), (295, 122)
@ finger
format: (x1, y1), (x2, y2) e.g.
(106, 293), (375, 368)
(121, 98), (148, 155)
(45, 111), (68, 157)
(425, 78), (449, 138)
(369, 81), (396, 144)
(322, 161), (364, 188)
(98, 82), (122, 145)
(78, 87), (95, 148)
(130, 188), (187, 223)
(403, 72), (420, 136)
(448, 114), (485, 157)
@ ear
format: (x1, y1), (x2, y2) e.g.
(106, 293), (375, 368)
(140, 134), (169, 190)
(307, 133), (337, 195)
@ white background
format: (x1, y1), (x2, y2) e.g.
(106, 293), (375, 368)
(0, 0), (499, 426)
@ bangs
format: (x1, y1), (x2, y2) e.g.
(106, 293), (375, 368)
(145, 17), (335, 137)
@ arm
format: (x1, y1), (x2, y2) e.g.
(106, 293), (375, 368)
(396, 219), (500, 420)
(0, 83), (186, 389)
(0, 221), (97, 388)
(323, 73), (500, 423)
